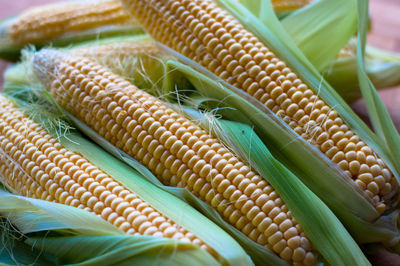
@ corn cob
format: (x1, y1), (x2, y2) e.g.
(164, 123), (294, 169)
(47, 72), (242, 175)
(33, 50), (318, 265)
(70, 38), (171, 93)
(5, 0), (135, 46)
(72, 39), (163, 83)
(0, 95), (215, 255)
(119, 0), (398, 214)
(335, 42), (356, 59)
(72, 40), (161, 61)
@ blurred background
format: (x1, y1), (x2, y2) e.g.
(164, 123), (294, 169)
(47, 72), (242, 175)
(0, 0), (399, 130)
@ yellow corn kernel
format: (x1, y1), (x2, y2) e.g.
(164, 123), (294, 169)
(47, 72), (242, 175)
(34, 50), (318, 265)
(237, 0), (312, 12)
(7, 0), (135, 45)
(120, 0), (398, 214)
(270, 0), (312, 11)
(0, 95), (212, 254)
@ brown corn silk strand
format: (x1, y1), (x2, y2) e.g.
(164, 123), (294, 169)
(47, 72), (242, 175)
(7, 0), (135, 45)
(120, 0), (398, 214)
(34, 51), (318, 265)
(0, 95), (214, 255)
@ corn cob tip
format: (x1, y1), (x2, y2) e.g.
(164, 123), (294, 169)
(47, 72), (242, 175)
(33, 49), (64, 86)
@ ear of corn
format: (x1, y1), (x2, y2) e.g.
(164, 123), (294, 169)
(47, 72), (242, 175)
(0, 0), (143, 61)
(70, 35), (172, 95)
(118, 0), (400, 246)
(32, 48), (371, 265)
(0, 94), (253, 266)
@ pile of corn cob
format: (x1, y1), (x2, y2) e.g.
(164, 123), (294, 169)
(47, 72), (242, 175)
(0, 0), (399, 265)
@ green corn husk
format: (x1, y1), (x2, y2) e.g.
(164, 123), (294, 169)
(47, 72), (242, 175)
(0, 0), (144, 61)
(113, 0), (400, 251)
(279, 0), (358, 71)
(17, 46), (372, 265)
(0, 217), (56, 266)
(323, 42), (400, 103)
(0, 95), (253, 266)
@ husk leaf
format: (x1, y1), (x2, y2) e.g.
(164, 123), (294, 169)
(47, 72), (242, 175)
(239, 0), (357, 71)
(354, 0), (400, 171)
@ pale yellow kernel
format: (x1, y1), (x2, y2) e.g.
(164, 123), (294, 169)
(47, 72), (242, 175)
(292, 247), (306, 262)
(337, 160), (349, 170)
(367, 181), (379, 195)
(273, 239), (287, 253)
(374, 175), (386, 189)
(381, 183), (392, 196)
(349, 161), (361, 175)
(370, 164), (382, 176)
(265, 223), (279, 237)
(355, 180), (366, 190)
(287, 236), (301, 249)
(376, 204), (386, 214)
(382, 168), (391, 181)
(304, 252), (317, 266)
(366, 155), (376, 166)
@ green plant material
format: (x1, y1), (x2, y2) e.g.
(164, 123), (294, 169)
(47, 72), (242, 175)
(354, 0), (400, 171)
(0, 217), (56, 266)
(239, 0), (357, 71)
(323, 43), (400, 103)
